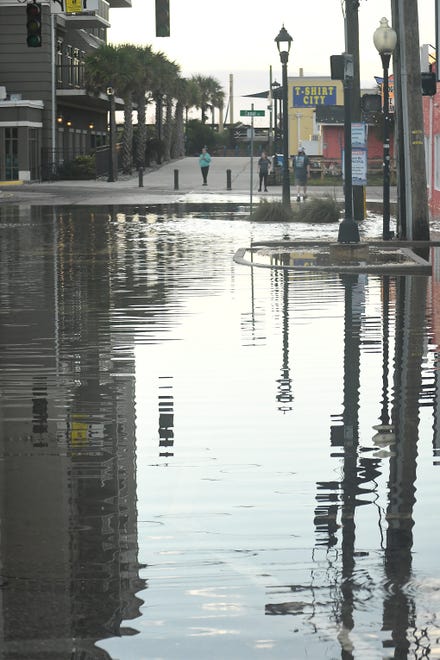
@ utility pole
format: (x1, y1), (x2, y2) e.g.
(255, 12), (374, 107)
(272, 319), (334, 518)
(391, 0), (429, 241)
(345, 0), (364, 221)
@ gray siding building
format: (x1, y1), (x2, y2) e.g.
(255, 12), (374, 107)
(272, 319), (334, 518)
(0, 0), (130, 181)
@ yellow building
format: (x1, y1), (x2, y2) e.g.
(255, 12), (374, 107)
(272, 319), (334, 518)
(287, 74), (344, 156)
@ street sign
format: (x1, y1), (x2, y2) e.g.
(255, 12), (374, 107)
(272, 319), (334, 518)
(240, 109), (265, 117)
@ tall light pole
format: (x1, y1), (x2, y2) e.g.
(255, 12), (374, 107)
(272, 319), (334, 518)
(275, 26), (293, 209)
(332, 53), (360, 243)
(107, 85), (117, 183)
(271, 80), (281, 153)
(374, 17), (397, 240)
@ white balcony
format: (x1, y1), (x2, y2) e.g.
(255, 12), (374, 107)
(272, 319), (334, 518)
(64, 0), (110, 28)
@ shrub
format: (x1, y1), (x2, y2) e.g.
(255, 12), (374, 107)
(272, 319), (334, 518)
(299, 195), (341, 223)
(59, 155), (96, 180)
(250, 199), (295, 222)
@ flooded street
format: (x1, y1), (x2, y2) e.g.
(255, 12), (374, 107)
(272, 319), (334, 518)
(1, 205), (440, 659)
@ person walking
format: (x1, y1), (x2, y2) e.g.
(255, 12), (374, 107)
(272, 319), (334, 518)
(293, 146), (310, 201)
(199, 146), (211, 185)
(257, 151), (271, 192)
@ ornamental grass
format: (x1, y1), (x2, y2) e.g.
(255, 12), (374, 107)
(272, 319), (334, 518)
(250, 195), (341, 223)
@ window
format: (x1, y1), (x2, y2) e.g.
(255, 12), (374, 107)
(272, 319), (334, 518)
(73, 48), (79, 87)
(5, 128), (18, 180)
(56, 39), (63, 86)
(66, 45), (73, 87)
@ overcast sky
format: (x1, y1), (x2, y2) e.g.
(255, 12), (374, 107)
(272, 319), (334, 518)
(107, 0), (436, 124)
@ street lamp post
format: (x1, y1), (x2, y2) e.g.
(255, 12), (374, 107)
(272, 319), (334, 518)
(271, 80), (281, 153)
(107, 85), (117, 183)
(374, 17), (397, 240)
(337, 53), (360, 243)
(275, 26), (293, 209)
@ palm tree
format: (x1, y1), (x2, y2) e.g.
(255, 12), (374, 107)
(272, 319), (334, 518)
(172, 77), (200, 158)
(132, 45), (155, 169)
(191, 75), (225, 125)
(160, 59), (180, 161)
(115, 44), (143, 174)
(85, 44), (138, 174)
(150, 50), (172, 162)
(184, 77), (201, 126)
(210, 84), (225, 129)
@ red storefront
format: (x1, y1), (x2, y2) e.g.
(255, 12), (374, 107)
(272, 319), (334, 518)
(316, 98), (394, 178)
(423, 81), (440, 219)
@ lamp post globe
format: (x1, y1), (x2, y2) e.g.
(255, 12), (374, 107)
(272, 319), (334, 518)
(275, 26), (293, 209)
(373, 17), (397, 240)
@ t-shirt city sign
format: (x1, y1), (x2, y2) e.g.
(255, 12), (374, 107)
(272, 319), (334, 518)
(293, 85), (337, 107)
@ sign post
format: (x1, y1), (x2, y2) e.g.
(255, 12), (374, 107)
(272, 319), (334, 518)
(240, 108), (265, 214)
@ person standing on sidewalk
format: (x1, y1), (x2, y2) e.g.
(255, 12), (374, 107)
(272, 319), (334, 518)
(257, 151), (271, 192)
(199, 146), (211, 185)
(293, 147), (310, 201)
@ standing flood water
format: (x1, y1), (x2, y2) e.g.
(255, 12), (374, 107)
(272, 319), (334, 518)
(1, 205), (440, 659)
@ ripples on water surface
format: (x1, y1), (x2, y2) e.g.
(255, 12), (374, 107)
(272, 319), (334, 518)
(1, 205), (440, 659)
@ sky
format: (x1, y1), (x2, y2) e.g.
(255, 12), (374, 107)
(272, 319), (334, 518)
(107, 0), (437, 125)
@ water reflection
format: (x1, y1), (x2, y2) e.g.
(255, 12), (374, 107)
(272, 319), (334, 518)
(1, 206), (440, 658)
(0, 207), (145, 659)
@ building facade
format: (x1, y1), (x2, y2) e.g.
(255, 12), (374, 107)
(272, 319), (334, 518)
(423, 84), (440, 219)
(286, 74), (344, 156)
(0, 0), (130, 181)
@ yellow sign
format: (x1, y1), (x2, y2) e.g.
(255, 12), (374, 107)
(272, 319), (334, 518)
(71, 421), (88, 445)
(65, 0), (83, 13)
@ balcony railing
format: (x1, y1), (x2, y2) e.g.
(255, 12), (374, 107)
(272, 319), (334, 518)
(56, 63), (86, 90)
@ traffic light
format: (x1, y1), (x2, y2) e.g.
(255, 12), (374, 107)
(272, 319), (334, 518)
(422, 72), (437, 96)
(155, 0), (170, 37)
(26, 2), (42, 48)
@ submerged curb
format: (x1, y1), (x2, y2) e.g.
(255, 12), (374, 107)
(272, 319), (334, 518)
(234, 240), (435, 274)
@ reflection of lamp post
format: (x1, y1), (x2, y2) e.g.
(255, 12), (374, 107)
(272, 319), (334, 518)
(275, 26), (293, 209)
(373, 17), (397, 240)
(372, 275), (395, 450)
(276, 271), (293, 413)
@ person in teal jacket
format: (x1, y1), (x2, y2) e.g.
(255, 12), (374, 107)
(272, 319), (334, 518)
(199, 147), (211, 185)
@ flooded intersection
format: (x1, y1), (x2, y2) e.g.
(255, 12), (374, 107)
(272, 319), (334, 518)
(1, 204), (440, 659)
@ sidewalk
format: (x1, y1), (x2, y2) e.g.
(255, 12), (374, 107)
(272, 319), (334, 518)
(0, 156), (394, 206)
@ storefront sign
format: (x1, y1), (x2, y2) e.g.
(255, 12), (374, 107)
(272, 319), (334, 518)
(65, 0), (83, 13)
(293, 85), (337, 107)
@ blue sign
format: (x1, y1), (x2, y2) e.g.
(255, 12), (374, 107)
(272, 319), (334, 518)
(293, 84), (337, 107)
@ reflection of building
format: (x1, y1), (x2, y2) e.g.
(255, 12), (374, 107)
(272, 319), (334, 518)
(0, 0), (130, 181)
(0, 206), (145, 655)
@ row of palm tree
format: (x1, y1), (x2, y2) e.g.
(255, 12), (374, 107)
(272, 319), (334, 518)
(84, 43), (225, 174)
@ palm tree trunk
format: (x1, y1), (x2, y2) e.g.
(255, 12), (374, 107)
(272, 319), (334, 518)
(173, 102), (185, 158)
(163, 97), (173, 161)
(135, 95), (146, 168)
(121, 96), (133, 174)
